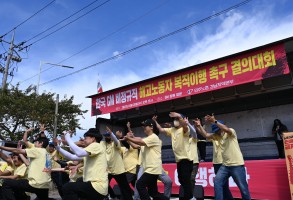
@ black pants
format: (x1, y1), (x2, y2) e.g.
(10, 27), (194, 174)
(197, 142), (206, 161)
(108, 173), (133, 200)
(62, 179), (105, 200)
(136, 173), (168, 200)
(190, 163), (199, 194)
(177, 159), (193, 200)
(275, 140), (285, 158)
(51, 171), (69, 198)
(126, 172), (137, 188)
(2, 179), (48, 200)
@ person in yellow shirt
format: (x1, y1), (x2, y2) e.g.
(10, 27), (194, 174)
(101, 127), (133, 200)
(185, 118), (199, 195)
(54, 128), (108, 200)
(196, 115), (251, 200)
(0, 152), (28, 180)
(153, 112), (193, 200)
(123, 119), (168, 200)
(116, 129), (139, 187)
(0, 151), (28, 199)
(194, 118), (233, 200)
(0, 136), (51, 200)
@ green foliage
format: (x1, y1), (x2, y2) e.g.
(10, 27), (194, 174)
(0, 85), (87, 141)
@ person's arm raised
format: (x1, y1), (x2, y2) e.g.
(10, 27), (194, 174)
(53, 138), (83, 161)
(205, 115), (233, 135)
(63, 132), (88, 157)
(193, 118), (213, 139)
(152, 115), (167, 134)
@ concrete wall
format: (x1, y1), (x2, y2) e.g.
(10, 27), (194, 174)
(129, 103), (293, 162)
(131, 103), (293, 142)
(213, 103), (293, 139)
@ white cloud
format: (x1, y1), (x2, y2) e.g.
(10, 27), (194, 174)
(149, 9), (293, 77)
(131, 36), (147, 45)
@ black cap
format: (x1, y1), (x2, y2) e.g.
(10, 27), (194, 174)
(142, 119), (159, 135)
(141, 119), (155, 127)
(84, 128), (102, 142)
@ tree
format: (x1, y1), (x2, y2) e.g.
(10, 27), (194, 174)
(0, 85), (87, 141)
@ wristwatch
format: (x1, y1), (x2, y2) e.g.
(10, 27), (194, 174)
(215, 120), (218, 124)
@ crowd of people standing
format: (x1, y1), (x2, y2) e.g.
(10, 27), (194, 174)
(3, 111), (286, 200)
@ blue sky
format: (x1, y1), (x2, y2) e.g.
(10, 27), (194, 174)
(1, 0), (293, 138)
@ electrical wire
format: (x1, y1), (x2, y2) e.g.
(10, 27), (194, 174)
(19, 0), (169, 83)
(24, 0), (100, 43)
(0, 0), (56, 38)
(22, 0), (111, 49)
(39, 0), (253, 86)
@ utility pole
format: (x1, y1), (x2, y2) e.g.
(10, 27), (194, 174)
(1, 31), (15, 90)
(53, 94), (59, 138)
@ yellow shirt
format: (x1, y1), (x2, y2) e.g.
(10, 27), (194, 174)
(164, 127), (192, 162)
(26, 148), (51, 189)
(121, 146), (138, 174)
(210, 134), (223, 164)
(0, 161), (8, 172)
(101, 141), (125, 175)
(189, 138), (199, 164)
(27, 141), (34, 149)
(141, 133), (162, 175)
(49, 150), (61, 169)
(221, 129), (244, 166)
(83, 142), (108, 196)
(13, 163), (28, 179)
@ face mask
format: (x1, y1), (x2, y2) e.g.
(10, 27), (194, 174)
(174, 120), (180, 127)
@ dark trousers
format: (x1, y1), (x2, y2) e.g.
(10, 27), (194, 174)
(136, 173), (168, 200)
(190, 163), (199, 193)
(2, 179), (48, 200)
(62, 178), (105, 200)
(197, 142), (206, 161)
(108, 173), (133, 200)
(213, 164), (233, 200)
(51, 171), (69, 198)
(177, 159), (193, 200)
(275, 140), (285, 158)
(126, 172), (137, 188)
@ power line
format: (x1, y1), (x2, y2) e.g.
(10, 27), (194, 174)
(0, 0), (56, 38)
(40, 0), (253, 86)
(22, 0), (111, 49)
(19, 0), (169, 84)
(24, 0), (100, 43)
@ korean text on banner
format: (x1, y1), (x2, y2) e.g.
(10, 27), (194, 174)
(91, 43), (289, 115)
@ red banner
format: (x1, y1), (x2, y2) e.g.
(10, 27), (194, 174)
(157, 160), (290, 200)
(92, 43), (289, 115)
(284, 132), (293, 200)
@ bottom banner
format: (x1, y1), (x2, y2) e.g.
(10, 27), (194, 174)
(158, 160), (289, 200)
(284, 132), (293, 200)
